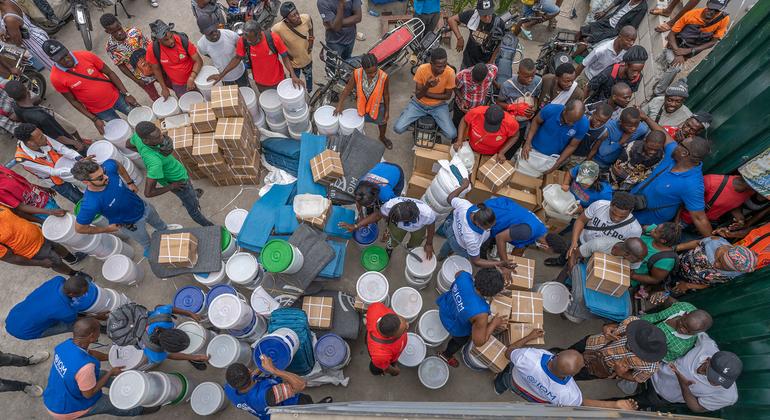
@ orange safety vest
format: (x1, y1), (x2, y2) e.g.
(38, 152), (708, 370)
(738, 224), (770, 270)
(354, 68), (387, 120)
(14, 144), (64, 185)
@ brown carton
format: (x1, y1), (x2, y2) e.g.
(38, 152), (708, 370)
(158, 232), (198, 268)
(309, 150), (344, 185)
(412, 145), (450, 176)
(506, 255), (535, 291)
(586, 252), (631, 297)
(509, 290), (544, 325)
(470, 336), (508, 373)
(192, 133), (223, 165)
(543, 169), (568, 187)
(302, 296), (333, 329)
(168, 126), (194, 159)
(505, 323), (544, 346)
(210, 85), (247, 118)
(477, 157), (515, 192)
(489, 293), (513, 322)
(509, 170), (543, 191)
(406, 174), (432, 199)
(498, 186), (541, 211)
(233, 174), (260, 185)
(214, 117), (256, 154)
(189, 103), (218, 134)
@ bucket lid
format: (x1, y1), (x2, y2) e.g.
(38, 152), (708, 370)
(207, 294), (250, 329)
(225, 208), (248, 233)
(356, 271), (389, 303)
(361, 246), (389, 272)
(207, 334), (242, 368)
(339, 108), (364, 128)
(353, 223), (378, 245)
(220, 227), (232, 251)
(190, 382), (225, 416)
(406, 247), (437, 277)
(174, 286), (206, 314)
(110, 370), (147, 410)
(104, 119), (130, 141)
(398, 333), (427, 367)
(314, 105), (339, 126)
(315, 334), (348, 368)
(260, 240), (295, 273)
(102, 254), (133, 282)
(177, 321), (208, 354)
(254, 335), (292, 371)
(108, 345), (144, 369)
(128, 106), (154, 123)
(226, 252), (259, 283)
(239, 87), (256, 105)
(258, 89), (281, 110)
(207, 284), (237, 301)
(419, 310), (449, 343)
(87, 141), (117, 163)
(41, 213), (75, 241)
(276, 78), (305, 101)
(418, 356), (450, 389)
(179, 91), (204, 111)
(538, 281), (571, 314)
(250, 287), (278, 316)
(194, 266), (226, 285)
(195, 65), (219, 85)
(391, 287), (423, 319)
(441, 256), (473, 283)
(153, 96), (178, 116)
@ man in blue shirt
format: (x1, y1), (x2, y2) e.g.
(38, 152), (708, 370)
(317, 0), (361, 60)
(6, 275), (86, 340)
(522, 99), (589, 175)
(589, 108), (649, 169)
(482, 196), (549, 260)
(224, 357), (331, 419)
(70, 158), (168, 255)
(437, 268), (504, 367)
(413, 0), (441, 32)
(142, 304), (209, 370)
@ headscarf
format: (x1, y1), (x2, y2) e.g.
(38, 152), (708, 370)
(721, 246), (758, 272)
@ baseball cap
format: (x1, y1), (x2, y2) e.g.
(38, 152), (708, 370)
(42, 39), (69, 61)
(707, 351), (742, 388)
(692, 111), (713, 129)
(280, 1), (297, 18)
(196, 13), (219, 34)
(575, 161), (599, 186)
(665, 79), (689, 98)
(149, 19), (174, 40)
(484, 104), (505, 133)
(706, 0), (729, 11)
(477, 0), (495, 16)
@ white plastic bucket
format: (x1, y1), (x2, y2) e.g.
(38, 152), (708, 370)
(284, 104), (309, 132)
(190, 382), (228, 416)
(418, 356), (450, 389)
(462, 343), (487, 371)
(259, 89), (284, 124)
(207, 293), (256, 330)
(225, 208), (248, 236)
(313, 105), (339, 135)
(254, 327), (300, 369)
(194, 265), (229, 288)
(418, 309), (449, 348)
(536, 281), (572, 314)
(195, 65), (221, 100)
(102, 254), (143, 285)
(222, 233), (238, 261)
(83, 284), (113, 313)
(142, 371), (183, 407)
(42, 213), (86, 246)
(437, 256), (472, 294)
(103, 237), (134, 260)
(92, 234), (121, 259)
(239, 87), (259, 121)
(276, 78), (306, 112)
(398, 332), (427, 367)
(230, 314), (267, 343)
(405, 247), (437, 289)
(207, 334), (252, 368)
(288, 127), (303, 140)
(86, 140), (121, 164)
(103, 119), (132, 153)
(179, 91), (205, 113)
(110, 370), (169, 409)
(160, 113), (190, 131)
(250, 286), (280, 316)
(53, 156), (82, 186)
(356, 271), (389, 305)
(108, 345), (156, 371)
(339, 109), (365, 135)
(391, 287), (423, 323)
(225, 252), (263, 288)
(123, 150), (146, 171)
(178, 321), (216, 355)
(127, 106), (154, 128)
(267, 118), (289, 136)
(254, 107), (266, 128)
(152, 96), (180, 119)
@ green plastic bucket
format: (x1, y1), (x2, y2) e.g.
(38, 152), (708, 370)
(361, 246), (389, 272)
(260, 239), (304, 274)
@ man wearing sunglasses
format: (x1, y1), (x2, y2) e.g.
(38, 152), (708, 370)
(70, 158), (168, 257)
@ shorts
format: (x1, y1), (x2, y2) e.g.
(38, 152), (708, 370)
(364, 104), (387, 126)
(524, 0), (560, 16)
(30, 239), (62, 265)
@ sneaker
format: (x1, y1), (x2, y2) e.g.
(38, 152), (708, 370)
(195, 188), (204, 199)
(544, 256), (565, 267)
(617, 379), (638, 395)
(437, 353), (459, 368)
(167, 224), (183, 230)
(27, 351), (50, 365)
(64, 252), (88, 265)
(23, 385), (43, 397)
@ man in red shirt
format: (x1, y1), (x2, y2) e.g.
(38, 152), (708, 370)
(43, 40), (139, 135)
(454, 104), (521, 162)
(217, 20), (303, 92)
(681, 174), (755, 227)
(365, 302), (408, 376)
(146, 20), (204, 98)
(0, 166), (65, 221)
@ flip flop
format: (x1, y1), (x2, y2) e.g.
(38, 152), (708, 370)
(649, 8), (670, 17)
(381, 137), (393, 150)
(655, 22), (672, 33)
(438, 353), (459, 368)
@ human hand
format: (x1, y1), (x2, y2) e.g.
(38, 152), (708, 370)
(524, 106), (535, 119)
(455, 37), (464, 52)
(188, 312), (202, 322)
(169, 181), (186, 191)
(338, 222), (357, 232)
(109, 366), (124, 377)
(561, 184), (570, 192)
(615, 399), (638, 410)
(291, 77), (305, 89)
(453, 141), (462, 151)
(520, 142), (531, 160)
(161, 86), (170, 100)
(424, 243), (434, 260)
(260, 355), (276, 373)
(194, 354), (210, 362)
(105, 224), (121, 233)
(671, 282), (690, 295)
(93, 119), (106, 135)
(602, 324), (620, 341)
(207, 73), (221, 83)
(49, 209), (67, 217)
(426, 78), (439, 88)
(125, 95), (139, 107)
(389, 365), (401, 376)
(528, 328), (545, 339)
(648, 291), (669, 305)
(94, 311), (110, 321)
(186, 77), (196, 90)
(672, 55), (686, 67)
(490, 315), (505, 329)
(495, 153), (506, 163)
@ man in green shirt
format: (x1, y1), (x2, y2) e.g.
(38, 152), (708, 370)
(127, 121), (213, 226)
(641, 298), (712, 362)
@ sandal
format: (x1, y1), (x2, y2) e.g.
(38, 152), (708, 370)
(438, 352), (459, 368)
(381, 137), (393, 150)
(649, 8), (670, 17)
(655, 22), (672, 33)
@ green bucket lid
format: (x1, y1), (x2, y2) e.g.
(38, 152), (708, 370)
(361, 246), (389, 272)
(168, 372), (188, 405)
(220, 227), (232, 251)
(74, 200), (101, 220)
(260, 239), (295, 273)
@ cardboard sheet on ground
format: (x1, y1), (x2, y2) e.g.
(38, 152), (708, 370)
(295, 290), (361, 340)
(148, 226), (221, 277)
(328, 130), (386, 204)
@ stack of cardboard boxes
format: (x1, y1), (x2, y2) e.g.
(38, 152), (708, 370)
(169, 125), (206, 180)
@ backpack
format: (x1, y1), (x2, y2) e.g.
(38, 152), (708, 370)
(152, 31), (192, 78)
(241, 31), (277, 70)
(107, 303), (149, 346)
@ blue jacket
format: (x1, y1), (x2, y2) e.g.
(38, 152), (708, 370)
(43, 339), (102, 415)
(224, 376), (301, 419)
(437, 271), (490, 337)
(6, 276), (79, 340)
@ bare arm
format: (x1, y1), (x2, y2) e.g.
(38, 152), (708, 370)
(631, 266), (670, 285)
(470, 313), (499, 347)
(382, 76), (390, 119)
(335, 77), (356, 113)
(118, 63), (145, 87)
(570, 213), (589, 251)
(445, 179), (470, 206)
(62, 92), (98, 122)
(81, 368), (121, 398)
(690, 211), (713, 237)
(447, 14), (464, 47)
(260, 357), (307, 392)
(454, 117), (468, 145)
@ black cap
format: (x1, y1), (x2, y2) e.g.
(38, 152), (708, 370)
(149, 19), (174, 40)
(706, 0), (729, 11)
(42, 39), (68, 61)
(280, 1), (297, 18)
(196, 13), (219, 34)
(626, 320), (667, 363)
(484, 104), (505, 133)
(477, 0), (495, 16)
(707, 351), (742, 388)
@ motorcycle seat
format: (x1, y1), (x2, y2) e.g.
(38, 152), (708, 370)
(370, 25), (414, 64)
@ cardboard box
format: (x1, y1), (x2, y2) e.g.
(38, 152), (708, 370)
(506, 255), (535, 291)
(310, 150), (344, 185)
(168, 126), (194, 159)
(158, 232), (198, 268)
(192, 133), (222, 165)
(233, 174), (260, 185)
(470, 336), (508, 373)
(208, 175), (238, 186)
(412, 145), (450, 176)
(505, 323), (544, 346)
(198, 158), (233, 177)
(189, 103), (218, 134)
(354, 296), (368, 313)
(302, 296), (333, 329)
(214, 117), (256, 153)
(231, 150), (261, 177)
(509, 170), (543, 191)
(509, 290), (544, 325)
(210, 85), (247, 118)
(464, 181), (494, 203)
(477, 157), (515, 192)
(186, 164), (206, 180)
(406, 174), (432, 199)
(543, 169), (567, 187)
(498, 186), (541, 211)
(586, 252), (630, 297)
(490, 293), (513, 321)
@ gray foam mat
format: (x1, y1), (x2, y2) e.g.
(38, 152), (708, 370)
(148, 226), (222, 278)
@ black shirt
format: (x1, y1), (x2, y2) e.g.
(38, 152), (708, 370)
(458, 10), (505, 69)
(586, 63), (640, 104)
(13, 104), (71, 140)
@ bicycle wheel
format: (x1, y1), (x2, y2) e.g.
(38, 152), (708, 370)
(309, 82), (333, 110)
(22, 69), (47, 99)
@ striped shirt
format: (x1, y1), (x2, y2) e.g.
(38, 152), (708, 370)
(586, 316), (661, 382)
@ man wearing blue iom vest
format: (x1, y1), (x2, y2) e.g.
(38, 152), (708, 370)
(482, 197), (554, 260)
(43, 318), (161, 418)
(437, 268), (505, 367)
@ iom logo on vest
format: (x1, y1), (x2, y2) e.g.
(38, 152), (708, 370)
(567, 129), (576, 137)
(53, 353), (67, 377)
(451, 284), (465, 312)
(526, 375), (557, 402)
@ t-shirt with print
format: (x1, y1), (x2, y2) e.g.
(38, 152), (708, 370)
(0, 166), (51, 209)
(130, 134), (188, 186)
(450, 197), (490, 257)
(569, 165), (613, 208)
(499, 75), (542, 104)
(636, 225), (676, 275)
(0, 205), (44, 258)
(457, 9), (506, 67)
(145, 34), (198, 85)
(579, 199), (642, 244)
(76, 159), (145, 226)
(272, 14), (313, 68)
(46, 363), (97, 420)
(361, 162), (403, 204)
(50, 51), (119, 114)
(236, 33), (288, 86)
(196, 29), (246, 82)
(317, 0), (361, 45)
(508, 348), (583, 406)
(464, 106), (520, 155)
(106, 27), (154, 83)
(380, 197), (436, 232)
(413, 63), (456, 106)
(531, 104), (589, 156)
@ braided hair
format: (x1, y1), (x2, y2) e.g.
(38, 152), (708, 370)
(149, 328), (190, 353)
(386, 200), (419, 227)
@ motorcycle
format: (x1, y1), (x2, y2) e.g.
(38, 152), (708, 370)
(0, 40), (47, 99)
(17, 0), (71, 35)
(535, 29), (583, 75)
(72, 0), (132, 51)
(225, 0), (280, 35)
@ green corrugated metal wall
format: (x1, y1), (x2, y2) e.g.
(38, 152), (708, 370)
(684, 1), (770, 174)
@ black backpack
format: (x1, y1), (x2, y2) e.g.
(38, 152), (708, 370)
(241, 31), (277, 70)
(107, 303), (174, 347)
(152, 31), (192, 78)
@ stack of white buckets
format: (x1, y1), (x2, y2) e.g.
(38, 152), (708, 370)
(259, 79), (309, 139)
(42, 213), (133, 261)
(110, 370), (193, 410)
(421, 155), (472, 226)
(312, 106), (364, 137)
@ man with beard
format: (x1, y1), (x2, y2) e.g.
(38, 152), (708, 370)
(642, 79), (692, 129)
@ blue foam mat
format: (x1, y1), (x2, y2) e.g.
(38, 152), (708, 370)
(298, 133), (328, 196)
(324, 206), (355, 239)
(580, 264), (631, 322)
(237, 183), (296, 252)
(275, 205), (300, 235)
(319, 239), (347, 279)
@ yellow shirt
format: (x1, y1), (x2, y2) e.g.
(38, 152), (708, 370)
(413, 63), (456, 106)
(272, 14), (313, 68)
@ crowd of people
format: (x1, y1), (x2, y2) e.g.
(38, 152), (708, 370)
(0, 0), (766, 418)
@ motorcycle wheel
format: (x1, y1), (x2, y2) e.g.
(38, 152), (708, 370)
(22, 69), (47, 100)
(79, 22), (92, 51)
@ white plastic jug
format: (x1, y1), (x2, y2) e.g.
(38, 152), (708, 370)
(542, 184), (580, 216)
(293, 194), (330, 219)
(449, 142), (475, 172)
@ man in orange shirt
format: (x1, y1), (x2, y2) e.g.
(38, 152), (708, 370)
(653, 0), (730, 96)
(454, 104), (521, 162)
(365, 302), (408, 376)
(146, 20), (204, 98)
(43, 40), (139, 135)
(393, 48), (457, 142)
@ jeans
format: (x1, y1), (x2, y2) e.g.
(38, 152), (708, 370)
(94, 94), (134, 121)
(326, 40), (355, 60)
(524, 0), (561, 16)
(394, 98), (457, 140)
(619, 381), (687, 412)
(223, 71), (251, 88)
(442, 335), (470, 358)
(293, 62), (314, 93)
(141, 81), (161, 101)
(171, 181), (213, 226)
(0, 378), (29, 392)
(653, 48), (683, 97)
(171, 83), (190, 98)
(80, 394), (145, 418)
(39, 321), (75, 339)
(494, 363), (515, 394)
(0, 352), (30, 367)
(53, 182), (84, 205)
(437, 215), (470, 259)
(120, 202), (168, 252)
